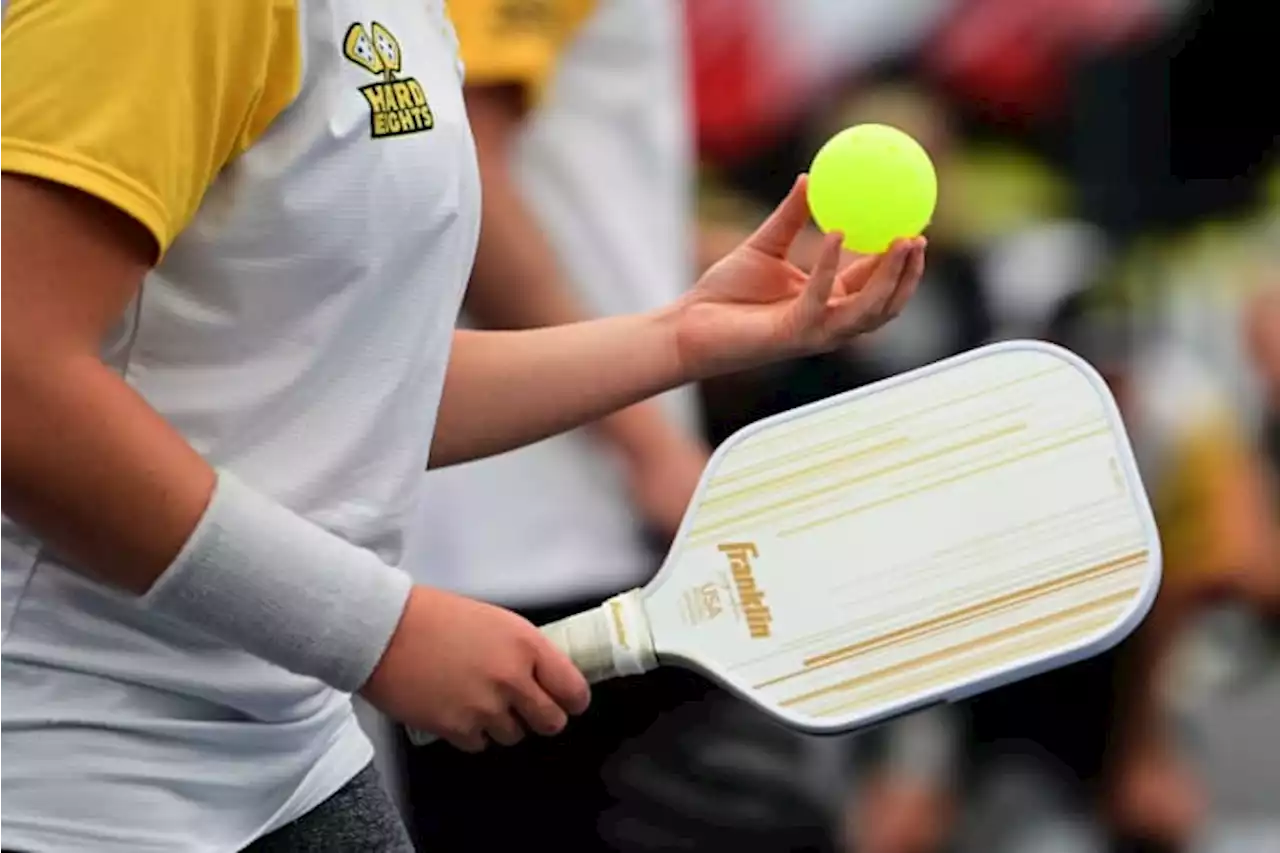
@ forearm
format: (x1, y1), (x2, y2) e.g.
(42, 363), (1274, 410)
(2, 173), (402, 696)
(464, 192), (682, 459)
(3, 353), (410, 690)
(2, 354), (213, 593)
(430, 312), (687, 467)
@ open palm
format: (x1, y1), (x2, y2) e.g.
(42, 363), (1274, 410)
(674, 175), (926, 378)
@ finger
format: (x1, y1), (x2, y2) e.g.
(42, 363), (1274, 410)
(534, 645), (592, 717)
(791, 231), (842, 331)
(830, 253), (881, 298)
(483, 710), (526, 747)
(868, 240), (913, 311)
(883, 240), (927, 319)
(511, 682), (570, 737)
(848, 240), (909, 313)
(746, 174), (812, 259)
(447, 726), (488, 754)
(829, 241), (911, 331)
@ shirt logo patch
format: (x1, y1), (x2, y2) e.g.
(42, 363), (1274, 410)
(343, 22), (435, 139)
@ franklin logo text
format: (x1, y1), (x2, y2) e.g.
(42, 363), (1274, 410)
(719, 542), (773, 639)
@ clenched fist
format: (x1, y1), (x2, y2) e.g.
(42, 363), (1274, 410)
(361, 586), (590, 752)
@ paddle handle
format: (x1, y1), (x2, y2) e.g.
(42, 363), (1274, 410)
(406, 589), (654, 746)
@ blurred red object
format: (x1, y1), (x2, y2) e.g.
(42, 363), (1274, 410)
(685, 0), (812, 165)
(924, 0), (1161, 124)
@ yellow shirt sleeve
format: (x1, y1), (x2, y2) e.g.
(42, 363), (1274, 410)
(1, 0), (301, 256)
(1156, 416), (1262, 581)
(445, 0), (596, 94)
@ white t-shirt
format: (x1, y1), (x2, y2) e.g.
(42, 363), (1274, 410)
(409, 0), (700, 607)
(1, 1), (478, 850)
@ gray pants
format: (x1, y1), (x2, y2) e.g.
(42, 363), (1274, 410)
(244, 764), (413, 853)
(0, 765), (411, 853)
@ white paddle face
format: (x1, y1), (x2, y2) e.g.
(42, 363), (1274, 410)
(641, 341), (1161, 733)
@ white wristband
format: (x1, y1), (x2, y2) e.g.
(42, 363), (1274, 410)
(142, 469), (413, 693)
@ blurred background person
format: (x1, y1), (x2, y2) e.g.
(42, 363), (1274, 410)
(953, 283), (1277, 853)
(392, 5), (874, 850)
(396, 1), (712, 849)
(379, 0), (1278, 850)
(1244, 286), (1280, 516)
(682, 1), (1280, 852)
(392, 3), (940, 852)
(844, 207), (1278, 853)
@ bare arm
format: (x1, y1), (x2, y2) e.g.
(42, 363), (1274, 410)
(1, 175), (214, 594)
(431, 314), (685, 467)
(431, 168), (925, 469)
(454, 84), (698, 468)
(0, 174), (596, 742)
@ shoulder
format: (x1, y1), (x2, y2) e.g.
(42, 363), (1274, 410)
(2, 0), (303, 254)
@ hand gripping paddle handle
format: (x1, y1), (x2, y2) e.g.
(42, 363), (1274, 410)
(405, 589), (656, 746)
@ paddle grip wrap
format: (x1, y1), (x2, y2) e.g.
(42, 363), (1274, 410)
(556, 587), (656, 682)
(406, 589), (655, 747)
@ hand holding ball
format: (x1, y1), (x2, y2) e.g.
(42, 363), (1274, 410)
(807, 124), (937, 255)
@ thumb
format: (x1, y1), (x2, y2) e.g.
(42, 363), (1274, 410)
(787, 230), (842, 338)
(534, 640), (591, 716)
(746, 174), (812, 259)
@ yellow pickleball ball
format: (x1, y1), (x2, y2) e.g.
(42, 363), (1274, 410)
(807, 124), (937, 254)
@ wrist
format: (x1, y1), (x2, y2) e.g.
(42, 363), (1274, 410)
(645, 299), (697, 384)
(361, 583), (430, 706)
(661, 293), (752, 383)
(142, 469), (413, 693)
(580, 305), (692, 461)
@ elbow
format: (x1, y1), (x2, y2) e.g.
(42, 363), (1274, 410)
(2, 342), (38, 440)
(425, 426), (464, 470)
